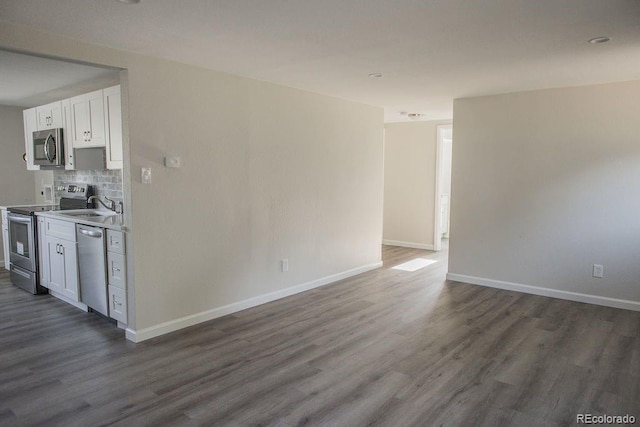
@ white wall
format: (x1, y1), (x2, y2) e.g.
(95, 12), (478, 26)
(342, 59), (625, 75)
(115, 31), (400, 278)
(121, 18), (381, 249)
(383, 120), (451, 250)
(449, 80), (640, 309)
(0, 105), (37, 264)
(0, 22), (384, 338)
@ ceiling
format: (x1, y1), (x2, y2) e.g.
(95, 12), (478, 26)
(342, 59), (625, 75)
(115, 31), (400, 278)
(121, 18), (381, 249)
(1, 0), (640, 122)
(0, 50), (120, 107)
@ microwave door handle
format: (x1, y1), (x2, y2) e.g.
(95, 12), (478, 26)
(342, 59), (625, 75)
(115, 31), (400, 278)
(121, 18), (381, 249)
(43, 133), (51, 163)
(47, 133), (56, 162)
(43, 133), (56, 163)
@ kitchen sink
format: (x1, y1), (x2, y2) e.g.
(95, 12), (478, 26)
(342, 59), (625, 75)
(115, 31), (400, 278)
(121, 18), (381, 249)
(57, 209), (118, 218)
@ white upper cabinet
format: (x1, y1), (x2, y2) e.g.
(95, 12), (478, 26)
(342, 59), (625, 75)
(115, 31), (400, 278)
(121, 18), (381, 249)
(103, 85), (123, 170)
(36, 101), (63, 130)
(23, 86), (124, 171)
(23, 107), (39, 170)
(69, 89), (106, 148)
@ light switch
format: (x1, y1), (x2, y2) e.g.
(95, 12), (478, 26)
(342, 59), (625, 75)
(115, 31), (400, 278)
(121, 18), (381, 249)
(141, 167), (152, 184)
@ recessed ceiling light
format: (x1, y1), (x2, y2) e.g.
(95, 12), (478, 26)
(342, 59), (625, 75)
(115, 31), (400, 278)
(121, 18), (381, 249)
(588, 36), (611, 44)
(118, 0), (142, 4)
(408, 113), (424, 120)
(368, 73), (383, 78)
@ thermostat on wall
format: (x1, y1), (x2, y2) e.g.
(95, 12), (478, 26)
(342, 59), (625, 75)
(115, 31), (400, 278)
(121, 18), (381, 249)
(164, 156), (181, 168)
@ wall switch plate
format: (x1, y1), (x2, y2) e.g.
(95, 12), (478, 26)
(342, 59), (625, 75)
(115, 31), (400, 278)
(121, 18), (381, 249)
(164, 156), (181, 168)
(141, 167), (152, 184)
(593, 264), (604, 278)
(281, 259), (289, 272)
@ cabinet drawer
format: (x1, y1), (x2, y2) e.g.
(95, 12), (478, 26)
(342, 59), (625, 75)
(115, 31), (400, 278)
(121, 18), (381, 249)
(45, 218), (76, 240)
(107, 251), (126, 289)
(108, 285), (127, 323)
(106, 230), (125, 254)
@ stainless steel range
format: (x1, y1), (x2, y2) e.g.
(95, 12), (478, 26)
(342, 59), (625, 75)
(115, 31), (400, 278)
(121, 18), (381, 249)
(7, 183), (94, 294)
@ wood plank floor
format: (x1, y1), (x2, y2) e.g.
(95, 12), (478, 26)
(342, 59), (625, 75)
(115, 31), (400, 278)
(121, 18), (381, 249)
(1, 245), (639, 426)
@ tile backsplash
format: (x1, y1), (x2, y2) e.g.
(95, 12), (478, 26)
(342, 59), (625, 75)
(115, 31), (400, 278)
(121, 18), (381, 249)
(54, 169), (123, 204)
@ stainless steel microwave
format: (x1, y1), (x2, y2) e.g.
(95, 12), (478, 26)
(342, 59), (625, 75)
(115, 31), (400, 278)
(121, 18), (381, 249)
(33, 129), (64, 167)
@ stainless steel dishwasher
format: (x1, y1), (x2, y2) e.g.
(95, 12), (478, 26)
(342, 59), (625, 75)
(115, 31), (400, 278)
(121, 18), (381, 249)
(76, 224), (108, 316)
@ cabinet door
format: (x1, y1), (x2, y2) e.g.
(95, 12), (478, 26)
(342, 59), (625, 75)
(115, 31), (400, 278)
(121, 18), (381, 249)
(107, 252), (126, 289)
(23, 108), (40, 171)
(108, 285), (127, 323)
(36, 102), (63, 130)
(103, 86), (123, 169)
(46, 237), (63, 294)
(59, 240), (79, 301)
(69, 94), (89, 147)
(70, 91), (106, 148)
(86, 89), (106, 147)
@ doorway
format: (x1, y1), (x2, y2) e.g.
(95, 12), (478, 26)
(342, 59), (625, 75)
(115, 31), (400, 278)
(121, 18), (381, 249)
(434, 125), (452, 251)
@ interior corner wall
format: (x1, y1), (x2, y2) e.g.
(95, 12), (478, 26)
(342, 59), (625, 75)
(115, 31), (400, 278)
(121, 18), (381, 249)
(0, 105), (37, 264)
(449, 80), (640, 307)
(0, 22), (384, 336)
(383, 120), (451, 249)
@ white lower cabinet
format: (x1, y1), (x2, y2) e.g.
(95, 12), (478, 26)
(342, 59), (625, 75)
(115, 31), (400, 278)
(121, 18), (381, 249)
(37, 217), (128, 325)
(43, 218), (79, 302)
(106, 230), (127, 324)
(108, 285), (127, 323)
(45, 235), (79, 301)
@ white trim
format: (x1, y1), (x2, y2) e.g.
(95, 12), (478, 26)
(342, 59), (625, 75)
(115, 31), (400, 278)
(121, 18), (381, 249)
(49, 290), (89, 312)
(126, 261), (383, 343)
(434, 124), (453, 252)
(382, 239), (434, 250)
(446, 273), (640, 312)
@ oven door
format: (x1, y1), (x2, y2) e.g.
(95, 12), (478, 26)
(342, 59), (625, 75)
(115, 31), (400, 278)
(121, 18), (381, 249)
(7, 213), (36, 272)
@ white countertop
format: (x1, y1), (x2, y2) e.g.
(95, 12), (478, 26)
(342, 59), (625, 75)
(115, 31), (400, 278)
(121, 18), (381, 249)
(35, 210), (127, 231)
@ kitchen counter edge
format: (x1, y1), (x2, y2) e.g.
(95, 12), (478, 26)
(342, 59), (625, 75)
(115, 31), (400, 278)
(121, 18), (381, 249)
(35, 211), (127, 232)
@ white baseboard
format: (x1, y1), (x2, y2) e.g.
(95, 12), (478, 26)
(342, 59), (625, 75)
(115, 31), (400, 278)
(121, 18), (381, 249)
(382, 240), (434, 251)
(49, 290), (89, 312)
(126, 261), (383, 343)
(446, 273), (640, 312)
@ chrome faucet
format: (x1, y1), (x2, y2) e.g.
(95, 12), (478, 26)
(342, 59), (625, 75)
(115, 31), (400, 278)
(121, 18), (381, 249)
(88, 195), (116, 212)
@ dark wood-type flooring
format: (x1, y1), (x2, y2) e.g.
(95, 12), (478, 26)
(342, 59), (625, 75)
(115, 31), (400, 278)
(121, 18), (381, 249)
(1, 245), (639, 426)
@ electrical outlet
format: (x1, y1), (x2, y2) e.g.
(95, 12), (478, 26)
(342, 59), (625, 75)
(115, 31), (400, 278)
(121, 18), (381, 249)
(281, 259), (289, 272)
(592, 264), (604, 278)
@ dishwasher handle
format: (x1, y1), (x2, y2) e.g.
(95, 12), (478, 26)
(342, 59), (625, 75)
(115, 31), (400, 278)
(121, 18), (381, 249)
(79, 228), (103, 238)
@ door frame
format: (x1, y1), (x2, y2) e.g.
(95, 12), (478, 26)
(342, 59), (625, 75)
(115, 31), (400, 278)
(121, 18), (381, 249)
(433, 124), (452, 251)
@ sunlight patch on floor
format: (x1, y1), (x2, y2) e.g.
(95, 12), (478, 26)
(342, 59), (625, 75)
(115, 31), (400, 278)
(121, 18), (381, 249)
(392, 258), (437, 272)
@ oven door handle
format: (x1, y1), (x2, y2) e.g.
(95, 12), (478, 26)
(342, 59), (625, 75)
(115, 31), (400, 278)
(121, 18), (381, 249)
(7, 215), (32, 224)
